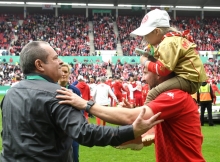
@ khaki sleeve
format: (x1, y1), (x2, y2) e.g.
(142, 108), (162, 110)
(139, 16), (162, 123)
(156, 37), (182, 71)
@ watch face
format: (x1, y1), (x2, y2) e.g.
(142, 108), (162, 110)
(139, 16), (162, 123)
(88, 100), (95, 106)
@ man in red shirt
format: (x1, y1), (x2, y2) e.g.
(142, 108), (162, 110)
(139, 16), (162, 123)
(58, 55), (205, 162)
(76, 75), (91, 121)
(211, 82), (220, 105)
(112, 77), (127, 102)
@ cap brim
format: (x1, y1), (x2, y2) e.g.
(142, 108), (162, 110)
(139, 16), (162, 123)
(130, 26), (156, 36)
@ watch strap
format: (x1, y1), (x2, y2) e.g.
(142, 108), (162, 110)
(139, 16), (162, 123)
(85, 100), (95, 113)
(85, 105), (91, 113)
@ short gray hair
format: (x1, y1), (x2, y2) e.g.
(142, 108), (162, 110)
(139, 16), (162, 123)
(20, 41), (50, 74)
(100, 76), (106, 82)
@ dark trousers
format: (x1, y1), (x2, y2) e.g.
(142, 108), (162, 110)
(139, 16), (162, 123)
(200, 101), (214, 126)
(72, 140), (79, 162)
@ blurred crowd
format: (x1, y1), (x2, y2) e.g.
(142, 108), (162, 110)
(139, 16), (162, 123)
(0, 61), (109, 86)
(117, 16), (220, 56)
(1, 14), (90, 56)
(2, 57), (220, 86)
(0, 13), (220, 85)
(1, 14), (219, 56)
(93, 15), (117, 50)
(171, 17), (220, 51)
(117, 16), (144, 56)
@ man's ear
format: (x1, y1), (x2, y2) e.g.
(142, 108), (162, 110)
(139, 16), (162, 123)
(35, 59), (44, 72)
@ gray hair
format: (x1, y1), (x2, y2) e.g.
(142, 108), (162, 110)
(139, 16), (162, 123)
(100, 76), (106, 82)
(19, 41), (50, 74)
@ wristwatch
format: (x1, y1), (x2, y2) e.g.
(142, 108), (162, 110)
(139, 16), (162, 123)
(85, 100), (95, 113)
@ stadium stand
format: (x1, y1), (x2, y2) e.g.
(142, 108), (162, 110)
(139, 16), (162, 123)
(117, 16), (143, 56)
(0, 1), (220, 86)
(9, 14), (91, 56)
(93, 15), (117, 50)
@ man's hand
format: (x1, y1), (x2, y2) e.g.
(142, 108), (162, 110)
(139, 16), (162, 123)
(118, 99), (133, 108)
(132, 108), (163, 138)
(56, 87), (87, 110)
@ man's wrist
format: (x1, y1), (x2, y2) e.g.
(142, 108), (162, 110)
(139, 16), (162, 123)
(85, 100), (95, 113)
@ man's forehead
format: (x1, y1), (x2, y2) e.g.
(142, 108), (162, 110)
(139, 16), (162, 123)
(143, 66), (148, 73)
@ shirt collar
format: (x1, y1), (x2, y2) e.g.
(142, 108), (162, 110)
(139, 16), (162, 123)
(25, 73), (55, 83)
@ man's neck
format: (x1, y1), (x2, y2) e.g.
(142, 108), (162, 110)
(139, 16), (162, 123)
(25, 73), (55, 83)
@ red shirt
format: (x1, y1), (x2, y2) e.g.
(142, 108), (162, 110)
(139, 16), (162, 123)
(131, 82), (138, 97)
(147, 90), (205, 162)
(76, 82), (90, 100)
(106, 80), (112, 88)
(211, 84), (220, 95)
(112, 81), (126, 95)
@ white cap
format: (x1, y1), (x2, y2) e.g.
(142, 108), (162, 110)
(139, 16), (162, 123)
(77, 75), (84, 81)
(130, 9), (170, 36)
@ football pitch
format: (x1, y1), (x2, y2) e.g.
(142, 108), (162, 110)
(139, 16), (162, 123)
(0, 95), (219, 161)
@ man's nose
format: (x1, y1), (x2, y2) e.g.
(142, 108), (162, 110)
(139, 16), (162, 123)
(59, 58), (63, 65)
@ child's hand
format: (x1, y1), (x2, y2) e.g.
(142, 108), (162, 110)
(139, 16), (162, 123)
(143, 44), (154, 57)
(135, 48), (150, 57)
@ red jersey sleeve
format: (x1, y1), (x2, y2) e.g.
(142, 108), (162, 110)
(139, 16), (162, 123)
(148, 60), (172, 76)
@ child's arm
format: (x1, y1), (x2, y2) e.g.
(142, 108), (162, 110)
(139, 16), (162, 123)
(148, 61), (172, 76)
(140, 56), (172, 76)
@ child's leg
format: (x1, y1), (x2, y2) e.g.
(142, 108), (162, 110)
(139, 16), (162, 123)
(145, 76), (200, 104)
